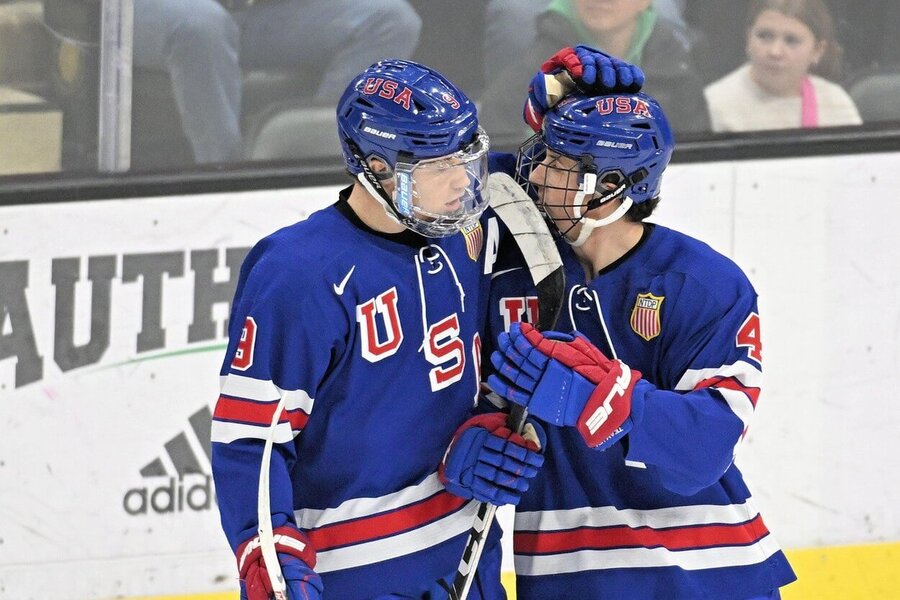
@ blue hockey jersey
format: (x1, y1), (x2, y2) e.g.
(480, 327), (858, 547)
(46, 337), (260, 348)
(488, 223), (797, 600)
(211, 188), (507, 599)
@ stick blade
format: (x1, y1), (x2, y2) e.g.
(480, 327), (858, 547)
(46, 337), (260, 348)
(488, 171), (565, 330)
(535, 265), (565, 330)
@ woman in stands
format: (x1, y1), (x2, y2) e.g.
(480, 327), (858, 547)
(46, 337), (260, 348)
(704, 0), (861, 131)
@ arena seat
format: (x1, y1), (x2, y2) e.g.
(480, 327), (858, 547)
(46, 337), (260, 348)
(245, 104), (339, 162)
(848, 67), (900, 123)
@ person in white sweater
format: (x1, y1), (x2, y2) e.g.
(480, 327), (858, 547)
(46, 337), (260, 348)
(704, 0), (861, 132)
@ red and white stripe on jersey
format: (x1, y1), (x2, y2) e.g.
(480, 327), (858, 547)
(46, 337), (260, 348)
(294, 473), (479, 573)
(674, 360), (762, 432)
(514, 499), (780, 576)
(211, 373), (315, 444)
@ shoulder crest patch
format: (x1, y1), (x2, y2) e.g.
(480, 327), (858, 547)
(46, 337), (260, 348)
(461, 221), (483, 261)
(630, 292), (664, 341)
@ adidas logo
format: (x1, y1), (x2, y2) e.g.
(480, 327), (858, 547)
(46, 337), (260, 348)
(123, 406), (217, 516)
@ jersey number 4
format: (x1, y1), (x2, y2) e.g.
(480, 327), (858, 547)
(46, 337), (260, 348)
(736, 312), (762, 363)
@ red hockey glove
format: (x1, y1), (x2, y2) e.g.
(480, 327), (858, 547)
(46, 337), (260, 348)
(488, 322), (643, 450)
(524, 45), (645, 131)
(237, 525), (322, 600)
(439, 412), (545, 506)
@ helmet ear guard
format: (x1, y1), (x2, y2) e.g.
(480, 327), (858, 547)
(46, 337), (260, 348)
(367, 160), (395, 182)
(565, 164), (629, 247)
(583, 165), (650, 212)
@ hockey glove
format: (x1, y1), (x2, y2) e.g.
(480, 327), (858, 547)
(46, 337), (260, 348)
(237, 525), (323, 600)
(524, 45), (645, 131)
(488, 322), (643, 450)
(439, 412), (545, 506)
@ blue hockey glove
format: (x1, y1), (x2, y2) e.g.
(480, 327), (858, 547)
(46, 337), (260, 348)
(524, 45), (645, 131)
(237, 525), (323, 600)
(439, 412), (545, 506)
(568, 45), (645, 92)
(488, 322), (644, 450)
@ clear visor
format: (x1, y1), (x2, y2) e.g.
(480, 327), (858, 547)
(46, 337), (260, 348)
(393, 128), (491, 237)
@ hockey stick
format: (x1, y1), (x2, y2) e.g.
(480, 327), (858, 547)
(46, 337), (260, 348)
(258, 396), (290, 600)
(448, 172), (565, 600)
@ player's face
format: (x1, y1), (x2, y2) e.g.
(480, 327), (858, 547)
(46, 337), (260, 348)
(410, 158), (472, 216)
(574, 0), (652, 35)
(386, 128), (491, 237)
(529, 150), (589, 241)
(528, 149), (631, 242)
(746, 9), (826, 96)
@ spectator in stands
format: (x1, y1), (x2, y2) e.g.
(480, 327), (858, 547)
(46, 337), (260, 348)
(134, 0), (243, 164)
(134, 0), (421, 166)
(484, 0), (547, 82)
(704, 0), (861, 132)
(480, 0), (709, 143)
(238, 0), (421, 105)
(485, 0), (688, 81)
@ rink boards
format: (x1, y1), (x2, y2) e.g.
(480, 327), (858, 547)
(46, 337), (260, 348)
(1, 154), (899, 599)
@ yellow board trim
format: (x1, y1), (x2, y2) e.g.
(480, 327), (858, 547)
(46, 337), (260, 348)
(781, 541), (900, 599)
(126, 541), (900, 600)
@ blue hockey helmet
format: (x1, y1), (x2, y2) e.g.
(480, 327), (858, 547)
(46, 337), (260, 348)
(517, 92), (674, 245)
(336, 59), (490, 237)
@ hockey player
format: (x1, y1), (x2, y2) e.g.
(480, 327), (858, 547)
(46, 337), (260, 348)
(210, 58), (545, 600)
(486, 90), (798, 599)
(210, 53), (642, 600)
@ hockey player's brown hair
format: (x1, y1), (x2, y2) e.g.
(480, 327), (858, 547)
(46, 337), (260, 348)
(626, 196), (660, 222)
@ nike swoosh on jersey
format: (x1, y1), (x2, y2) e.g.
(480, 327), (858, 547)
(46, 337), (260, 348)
(333, 265), (356, 295)
(491, 267), (522, 279)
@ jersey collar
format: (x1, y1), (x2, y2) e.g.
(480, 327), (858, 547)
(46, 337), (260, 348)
(335, 185), (430, 248)
(596, 222), (655, 276)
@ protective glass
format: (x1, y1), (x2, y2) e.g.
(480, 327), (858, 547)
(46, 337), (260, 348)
(393, 128), (491, 237)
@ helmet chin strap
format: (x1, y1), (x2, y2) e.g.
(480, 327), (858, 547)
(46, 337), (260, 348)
(569, 198), (633, 246)
(356, 172), (405, 227)
(567, 172), (634, 247)
(347, 141), (410, 229)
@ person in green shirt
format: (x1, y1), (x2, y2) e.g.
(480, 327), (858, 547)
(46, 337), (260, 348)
(480, 0), (709, 141)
